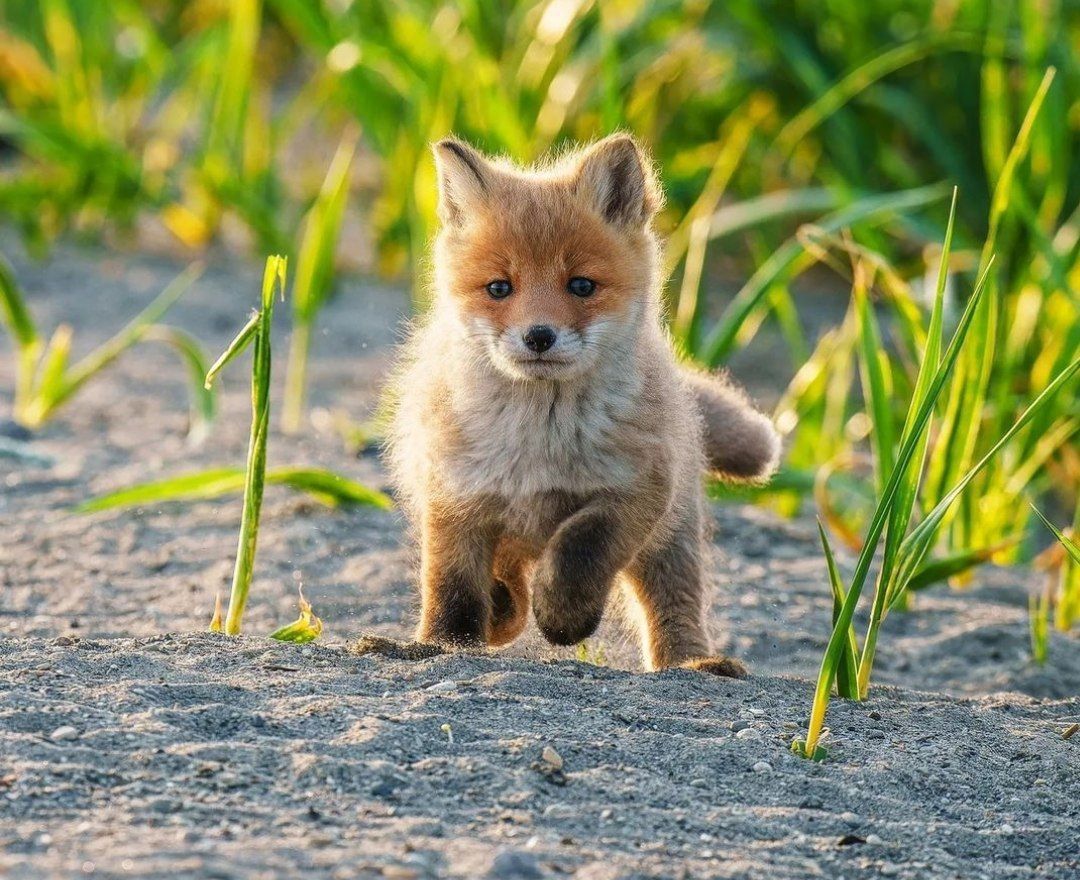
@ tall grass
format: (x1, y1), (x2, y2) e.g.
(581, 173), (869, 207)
(282, 128), (357, 433)
(794, 240), (1079, 759)
(0, 256), (211, 437)
(75, 256), (391, 637)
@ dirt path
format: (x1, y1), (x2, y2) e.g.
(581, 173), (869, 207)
(1, 241), (1078, 878)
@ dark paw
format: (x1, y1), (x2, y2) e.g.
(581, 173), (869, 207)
(534, 605), (604, 647)
(417, 590), (489, 647)
(681, 655), (749, 679)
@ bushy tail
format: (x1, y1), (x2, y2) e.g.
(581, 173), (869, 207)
(683, 366), (781, 483)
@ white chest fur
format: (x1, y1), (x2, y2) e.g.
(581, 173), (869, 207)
(441, 365), (643, 501)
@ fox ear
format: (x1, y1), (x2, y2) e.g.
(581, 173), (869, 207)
(433, 137), (493, 225)
(574, 134), (661, 226)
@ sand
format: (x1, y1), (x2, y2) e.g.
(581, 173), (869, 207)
(1, 241), (1078, 879)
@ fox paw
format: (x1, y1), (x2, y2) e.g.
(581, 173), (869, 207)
(681, 655), (749, 679)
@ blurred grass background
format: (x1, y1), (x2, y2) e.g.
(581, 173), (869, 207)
(0, 0), (1077, 631)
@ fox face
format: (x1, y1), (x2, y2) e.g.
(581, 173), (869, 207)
(432, 135), (663, 381)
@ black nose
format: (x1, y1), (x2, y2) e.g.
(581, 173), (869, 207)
(523, 325), (557, 353)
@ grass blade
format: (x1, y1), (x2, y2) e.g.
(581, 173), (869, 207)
(1030, 590), (1049, 665)
(204, 311), (260, 389)
(901, 539), (1021, 597)
(283, 128), (358, 432)
(0, 255), (37, 348)
(0, 256), (43, 424)
(698, 183), (949, 366)
(1031, 506), (1080, 566)
(817, 521), (860, 699)
(142, 326), (216, 444)
(42, 263), (203, 416)
(269, 588), (323, 643)
(853, 262), (895, 494)
(76, 466), (391, 514)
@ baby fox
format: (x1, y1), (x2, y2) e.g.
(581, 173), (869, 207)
(387, 134), (779, 675)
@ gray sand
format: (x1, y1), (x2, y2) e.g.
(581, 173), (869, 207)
(1, 241), (1078, 878)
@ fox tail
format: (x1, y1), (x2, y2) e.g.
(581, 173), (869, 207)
(683, 366), (781, 483)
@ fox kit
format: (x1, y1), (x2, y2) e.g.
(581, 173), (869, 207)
(387, 134), (779, 675)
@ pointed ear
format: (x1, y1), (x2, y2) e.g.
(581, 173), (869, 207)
(573, 134), (661, 226)
(432, 137), (493, 225)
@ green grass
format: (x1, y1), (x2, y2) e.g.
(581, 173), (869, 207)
(74, 256), (390, 641)
(76, 466), (392, 514)
(0, 256), (211, 437)
(282, 128), (358, 433)
(198, 254), (283, 635)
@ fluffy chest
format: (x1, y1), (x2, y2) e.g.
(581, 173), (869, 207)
(443, 375), (643, 500)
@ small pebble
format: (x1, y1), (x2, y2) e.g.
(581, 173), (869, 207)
(735, 728), (760, 740)
(49, 726), (79, 742)
(840, 811), (860, 827)
(730, 720), (751, 732)
(540, 746), (563, 770)
(866, 834), (882, 845)
(1000, 823), (1014, 834)
(426, 680), (457, 693)
(752, 761), (772, 773)
(542, 803), (574, 819)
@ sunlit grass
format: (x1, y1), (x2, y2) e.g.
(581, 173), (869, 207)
(794, 235), (1079, 759)
(282, 128), (358, 433)
(0, 256), (211, 438)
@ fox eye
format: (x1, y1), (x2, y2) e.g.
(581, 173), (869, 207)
(567, 276), (596, 297)
(486, 279), (512, 299)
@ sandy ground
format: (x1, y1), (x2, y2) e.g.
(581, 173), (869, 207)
(1, 241), (1079, 879)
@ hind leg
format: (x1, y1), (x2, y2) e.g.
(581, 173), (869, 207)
(625, 507), (747, 677)
(489, 538), (532, 647)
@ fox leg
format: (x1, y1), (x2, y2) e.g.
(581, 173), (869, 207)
(532, 470), (670, 646)
(416, 501), (496, 647)
(489, 538), (532, 647)
(625, 507), (747, 677)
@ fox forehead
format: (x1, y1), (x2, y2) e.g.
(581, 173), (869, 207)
(438, 174), (655, 318)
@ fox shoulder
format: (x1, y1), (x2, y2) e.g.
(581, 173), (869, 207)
(681, 366), (780, 483)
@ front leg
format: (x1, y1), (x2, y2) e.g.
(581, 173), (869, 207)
(532, 470), (670, 646)
(416, 500), (496, 647)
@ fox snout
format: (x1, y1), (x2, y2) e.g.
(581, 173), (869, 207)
(493, 321), (586, 380)
(522, 325), (557, 353)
